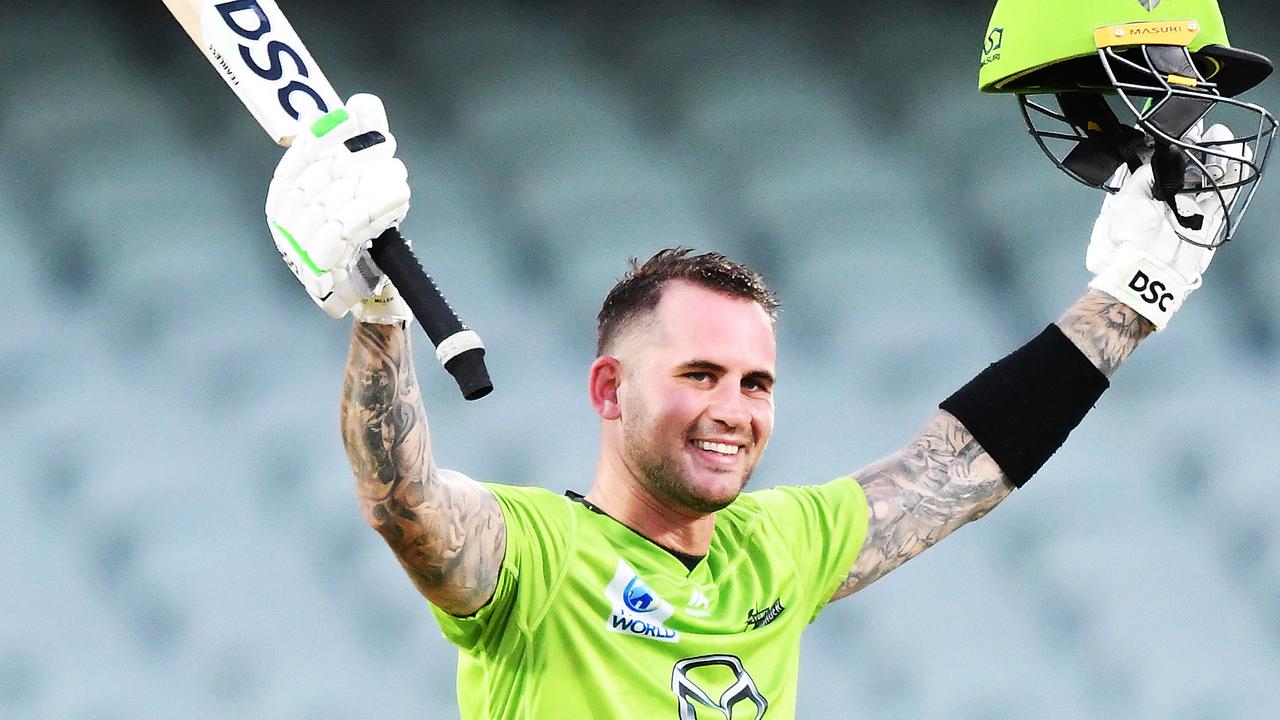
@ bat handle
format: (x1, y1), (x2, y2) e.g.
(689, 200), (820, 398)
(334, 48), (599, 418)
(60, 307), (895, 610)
(368, 229), (493, 401)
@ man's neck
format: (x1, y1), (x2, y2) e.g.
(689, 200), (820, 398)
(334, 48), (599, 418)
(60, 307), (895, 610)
(586, 459), (716, 556)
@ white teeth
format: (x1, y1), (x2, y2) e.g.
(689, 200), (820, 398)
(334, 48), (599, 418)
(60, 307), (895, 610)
(695, 441), (740, 456)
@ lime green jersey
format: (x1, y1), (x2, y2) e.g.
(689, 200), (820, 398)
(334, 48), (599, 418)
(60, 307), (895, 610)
(430, 476), (868, 719)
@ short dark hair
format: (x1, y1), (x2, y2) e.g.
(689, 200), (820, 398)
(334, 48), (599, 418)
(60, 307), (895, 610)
(596, 247), (780, 354)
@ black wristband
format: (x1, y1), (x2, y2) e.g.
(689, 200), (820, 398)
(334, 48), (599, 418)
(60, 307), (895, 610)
(939, 324), (1109, 487)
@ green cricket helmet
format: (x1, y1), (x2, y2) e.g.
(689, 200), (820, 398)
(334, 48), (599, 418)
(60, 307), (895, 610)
(980, 0), (1276, 247)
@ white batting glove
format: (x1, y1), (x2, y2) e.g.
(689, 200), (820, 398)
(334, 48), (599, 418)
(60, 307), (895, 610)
(265, 93), (412, 322)
(1086, 124), (1249, 330)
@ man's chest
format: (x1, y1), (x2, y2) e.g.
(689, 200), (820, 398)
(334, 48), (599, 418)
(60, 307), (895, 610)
(524, 550), (807, 718)
(538, 545), (808, 656)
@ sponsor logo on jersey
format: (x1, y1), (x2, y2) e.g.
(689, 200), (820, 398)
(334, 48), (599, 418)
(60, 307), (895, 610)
(745, 598), (786, 630)
(685, 588), (711, 617)
(623, 575), (657, 613)
(1139, 0), (1162, 11)
(604, 559), (679, 643)
(671, 654), (768, 720)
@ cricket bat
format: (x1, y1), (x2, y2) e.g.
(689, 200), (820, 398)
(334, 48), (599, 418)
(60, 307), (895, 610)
(161, 0), (493, 400)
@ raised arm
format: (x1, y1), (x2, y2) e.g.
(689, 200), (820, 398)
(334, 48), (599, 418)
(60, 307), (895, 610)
(341, 322), (505, 616)
(830, 290), (1154, 601)
(260, 94), (506, 617)
(826, 129), (1247, 602)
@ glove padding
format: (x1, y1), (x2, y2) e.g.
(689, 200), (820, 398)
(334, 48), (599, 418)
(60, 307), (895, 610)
(1086, 123), (1249, 331)
(266, 93), (412, 321)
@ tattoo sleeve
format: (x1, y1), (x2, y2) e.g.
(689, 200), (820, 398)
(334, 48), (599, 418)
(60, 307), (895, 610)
(340, 322), (506, 617)
(1054, 288), (1155, 378)
(830, 289), (1153, 601)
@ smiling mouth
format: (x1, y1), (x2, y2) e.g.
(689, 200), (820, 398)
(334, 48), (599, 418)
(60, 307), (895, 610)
(692, 440), (741, 457)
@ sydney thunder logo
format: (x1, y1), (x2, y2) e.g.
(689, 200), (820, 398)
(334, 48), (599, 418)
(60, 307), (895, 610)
(1139, 0), (1162, 10)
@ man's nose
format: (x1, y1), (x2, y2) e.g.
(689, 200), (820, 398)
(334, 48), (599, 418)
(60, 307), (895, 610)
(706, 382), (752, 428)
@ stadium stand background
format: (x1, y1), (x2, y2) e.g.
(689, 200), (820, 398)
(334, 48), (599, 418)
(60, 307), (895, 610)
(3, 0), (1280, 717)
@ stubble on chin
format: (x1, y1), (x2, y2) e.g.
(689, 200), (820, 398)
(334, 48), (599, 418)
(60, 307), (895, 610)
(626, 438), (752, 514)
(617, 381), (754, 513)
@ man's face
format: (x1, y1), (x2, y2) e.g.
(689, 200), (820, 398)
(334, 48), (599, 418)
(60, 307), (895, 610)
(614, 280), (776, 513)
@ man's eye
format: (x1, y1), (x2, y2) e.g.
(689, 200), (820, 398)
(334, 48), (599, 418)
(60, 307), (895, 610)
(686, 372), (711, 382)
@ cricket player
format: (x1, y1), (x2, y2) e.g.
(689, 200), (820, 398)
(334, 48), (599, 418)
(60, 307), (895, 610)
(261, 1), (1272, 716)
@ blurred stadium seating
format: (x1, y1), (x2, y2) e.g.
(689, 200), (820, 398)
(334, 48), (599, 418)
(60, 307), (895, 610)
(2, 1), (1279, 717)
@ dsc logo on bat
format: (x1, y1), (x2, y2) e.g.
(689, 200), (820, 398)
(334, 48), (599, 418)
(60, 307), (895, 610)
(212, 0), (329, 120)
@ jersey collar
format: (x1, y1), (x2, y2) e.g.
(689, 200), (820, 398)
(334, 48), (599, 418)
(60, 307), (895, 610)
(564, 490), (707, 573)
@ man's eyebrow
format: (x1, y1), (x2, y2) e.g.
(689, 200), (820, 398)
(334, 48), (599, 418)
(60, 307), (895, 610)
(679, 360), (724, 373)
(679, 360), (775, 386)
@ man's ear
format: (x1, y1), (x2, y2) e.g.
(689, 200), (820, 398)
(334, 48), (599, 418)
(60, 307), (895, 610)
(589, 356), (623, 420)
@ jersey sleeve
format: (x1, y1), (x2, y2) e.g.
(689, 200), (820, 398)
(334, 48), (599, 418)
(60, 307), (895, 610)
(429, 484), (574, 658)
(751, 476), (868, 623)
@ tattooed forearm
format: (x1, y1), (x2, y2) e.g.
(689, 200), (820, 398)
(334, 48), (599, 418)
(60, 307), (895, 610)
(1054, 288), (1154, 378)
(832, 411), (1013, 600)
(832, 291), (1153, 601)
(340, 322), (505, 617)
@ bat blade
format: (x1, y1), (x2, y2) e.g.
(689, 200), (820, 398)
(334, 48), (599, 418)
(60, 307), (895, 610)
(161, 0), (343, 145)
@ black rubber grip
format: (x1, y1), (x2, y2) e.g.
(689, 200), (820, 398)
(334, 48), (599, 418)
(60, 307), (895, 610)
(368, 228), (493, 401)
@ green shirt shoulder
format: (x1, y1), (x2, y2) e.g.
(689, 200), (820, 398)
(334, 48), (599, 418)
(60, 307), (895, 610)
(431, 477), (868, 719)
